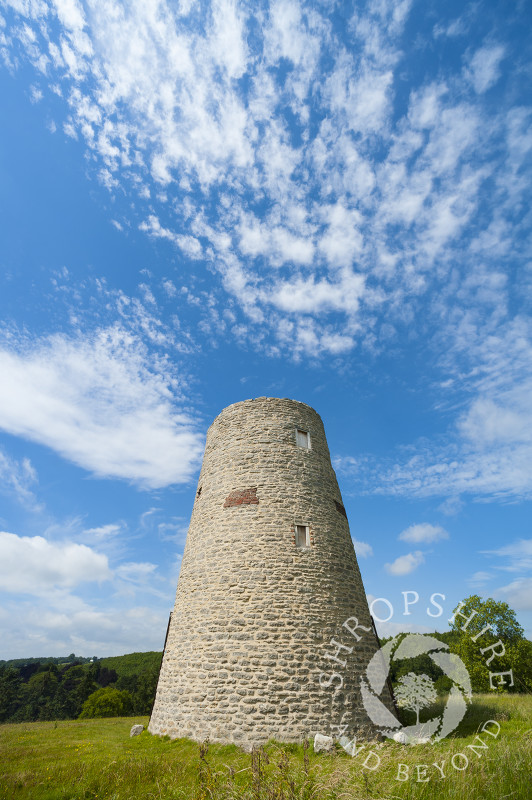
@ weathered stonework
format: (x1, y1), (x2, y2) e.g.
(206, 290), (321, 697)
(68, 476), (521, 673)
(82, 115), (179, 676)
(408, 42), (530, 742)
(149, 397), (395, 747)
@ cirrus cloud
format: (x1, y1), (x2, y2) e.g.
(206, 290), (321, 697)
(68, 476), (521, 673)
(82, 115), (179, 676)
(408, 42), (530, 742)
(0, 327), (203, 488)
(2, 0), (527, 363)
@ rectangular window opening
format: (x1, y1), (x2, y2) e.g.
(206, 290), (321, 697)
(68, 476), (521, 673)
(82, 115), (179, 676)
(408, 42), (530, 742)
(296, 429), (310, 449)
(295, 524), (310, 548)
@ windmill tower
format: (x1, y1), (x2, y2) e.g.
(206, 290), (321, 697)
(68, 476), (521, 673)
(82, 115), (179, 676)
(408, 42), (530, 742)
(149, 397), (395, 747)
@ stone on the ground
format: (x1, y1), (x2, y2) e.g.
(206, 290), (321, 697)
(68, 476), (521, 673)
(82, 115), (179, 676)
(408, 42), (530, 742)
(314, 733), (335, 753)
(392, 731), (408, 744)
(130, 724), (144, 737)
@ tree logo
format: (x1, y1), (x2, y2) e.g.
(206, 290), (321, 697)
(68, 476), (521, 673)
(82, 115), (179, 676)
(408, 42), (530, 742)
(360, 633), (472, 744)
(394, 672), (437, 726)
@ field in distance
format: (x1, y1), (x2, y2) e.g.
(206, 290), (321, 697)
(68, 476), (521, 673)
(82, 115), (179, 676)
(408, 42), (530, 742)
(0, 693), (531, 800)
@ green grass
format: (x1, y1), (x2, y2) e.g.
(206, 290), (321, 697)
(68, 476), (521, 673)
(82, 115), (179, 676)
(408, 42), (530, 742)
(0, 694), (531, 800)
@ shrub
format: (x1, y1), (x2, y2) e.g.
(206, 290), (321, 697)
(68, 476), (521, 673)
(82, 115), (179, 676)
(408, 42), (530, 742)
(78, 687), (133, 719)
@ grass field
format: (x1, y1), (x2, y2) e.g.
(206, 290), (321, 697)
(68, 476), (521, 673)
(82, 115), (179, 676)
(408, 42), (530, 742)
(0, 694), (531, 800)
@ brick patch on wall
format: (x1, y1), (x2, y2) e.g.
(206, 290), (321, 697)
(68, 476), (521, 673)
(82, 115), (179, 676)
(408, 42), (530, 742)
(223, 487), (259, 507)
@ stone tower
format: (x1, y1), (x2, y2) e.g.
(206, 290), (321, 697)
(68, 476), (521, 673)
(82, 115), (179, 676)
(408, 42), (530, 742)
(149, 397), (395, 747)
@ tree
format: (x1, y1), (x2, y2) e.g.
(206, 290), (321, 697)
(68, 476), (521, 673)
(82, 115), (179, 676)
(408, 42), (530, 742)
(97, 667), (118, 688)
(506, 638), (532, 692)
(116, 674), (138, 694)
(449, 595), (527, 693)
(450, 595), (524, 642)
(133, 666), (159, 714)
(384, 632), (455, 696)
(0, 653), (161, 723)
(52, 664), (97, 718)
(79, 687), (133, 719)
(16, 667), (60, 721)
(0, 668), (22, 722)
(394, 672), (437, 725)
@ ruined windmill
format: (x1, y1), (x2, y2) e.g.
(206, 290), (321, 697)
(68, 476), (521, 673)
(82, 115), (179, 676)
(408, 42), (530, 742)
(149, 397), (395, 747)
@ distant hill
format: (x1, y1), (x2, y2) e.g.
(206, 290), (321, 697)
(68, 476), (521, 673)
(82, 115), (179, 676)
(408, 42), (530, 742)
(0, 650), (164, 723)
(99, 651), (163, 677)
(0, 654), (94, 669)
(0, 651), (162, 671)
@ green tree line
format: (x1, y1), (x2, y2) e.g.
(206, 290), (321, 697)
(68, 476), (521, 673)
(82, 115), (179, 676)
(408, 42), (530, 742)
(0, 652), (162, 723)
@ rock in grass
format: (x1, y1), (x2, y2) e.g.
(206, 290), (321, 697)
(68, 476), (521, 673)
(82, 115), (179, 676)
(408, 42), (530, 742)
(392, 731), (408, 744)
(314, 733), (334, 753)
(130, 724), (144, 737)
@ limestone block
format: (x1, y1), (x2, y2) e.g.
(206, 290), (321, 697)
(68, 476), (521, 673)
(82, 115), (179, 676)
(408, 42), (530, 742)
(314, 733), (335, 753)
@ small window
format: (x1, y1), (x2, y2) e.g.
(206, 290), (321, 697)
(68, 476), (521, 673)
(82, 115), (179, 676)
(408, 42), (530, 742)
(295, 524), (310, 548)
(296, 429), (310, 449)
(334, 500), (347, 518)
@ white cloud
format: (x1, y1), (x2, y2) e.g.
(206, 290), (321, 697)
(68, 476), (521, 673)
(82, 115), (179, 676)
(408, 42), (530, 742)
(495, 578), (532, 611)
(333, 455), (358, 472)
(238, 215), (314, 266)
(0, 327), (203, 488)
(116, 561), (158, 583)
(113, 559), (167, 600)
(2, 0), (529, 389)
(209, 0), (248, 79)
(398, 523), (449, 544)
(266, 270), (365, 315)
(0, 449), (39, 508)
(162, 279), (177, 297)
(481, 539), (532, 573)
(407, 82), (447, 130)
(459, 397), (532, 447)
(353, 539), (373, 558)
(437, 496), (463, 516)
(466, 44), (505, 94)
(29, 83), (42, 102)
(264, 0), (314, 68)
(0, 531), (111, 594)
(385, 551), (425, 576)
(0, 512), (176, 656)
(139, 215), (203, 258)
(82, 524), (122, 540)
(484, 539), (532, 559)
(433, 17), (469, 39)
(345, 317), (532, 501)
(360, 440), (532, 502)
(0, 596), (169, 659)
(318, 203), (363, 267)
(468, 571), (493, 587)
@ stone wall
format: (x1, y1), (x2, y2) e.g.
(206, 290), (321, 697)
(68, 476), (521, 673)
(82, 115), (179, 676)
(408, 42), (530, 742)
(149, 397), (395, 747)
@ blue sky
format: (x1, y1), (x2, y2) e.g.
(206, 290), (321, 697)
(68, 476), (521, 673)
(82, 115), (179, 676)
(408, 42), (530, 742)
(0, 0), (531, 659)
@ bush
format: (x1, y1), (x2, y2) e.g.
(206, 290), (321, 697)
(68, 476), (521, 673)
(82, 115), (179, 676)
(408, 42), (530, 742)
(78, 687), (133, 719)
